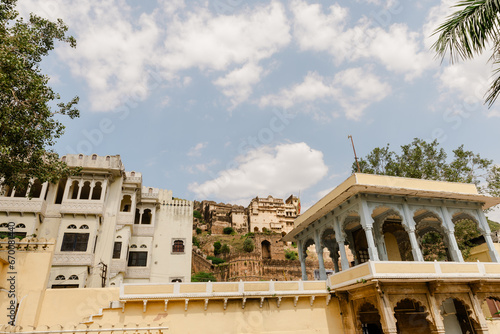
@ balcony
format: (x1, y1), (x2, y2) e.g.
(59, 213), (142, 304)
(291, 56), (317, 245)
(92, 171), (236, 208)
(132, 224), (155, 237)
(327, 261), (500, 290)
(52, 253), (94, 266)
(117, 212), (134, 225)
(126, 267), (151, 279)
(0, 197), (47, 215)
(60, 200), (104, 216)
(110, 259), (127, 273)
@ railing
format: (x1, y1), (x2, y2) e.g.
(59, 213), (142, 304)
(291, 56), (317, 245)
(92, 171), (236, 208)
(0, 197), (47, 215)
(327, 260), (500, 289)
(116, 212), (134, 225)
(60, 201), (104, 215)
(120, 280), (328, 301)
(132, 225), (155, 237)
(52, 253), (94, 266)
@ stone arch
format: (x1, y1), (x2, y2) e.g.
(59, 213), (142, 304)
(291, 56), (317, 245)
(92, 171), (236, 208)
(414, 209), (451, 261)
(302, 238), (315, 259)
(142, 209), (152, 224)
(261, 240), (271, 260)
(91, 182), (102, 200)
(254, 227), (259, 232)
(356, 302), (383, 334)
(69, 180), (79, 199)
(80, 181), (91, 200)
(393, 297), (434, 333)
(452, 211), (484, 260)
(440, 297), (479, 333)
(134, 209), (140, 224)
(120, 195), (132, 212)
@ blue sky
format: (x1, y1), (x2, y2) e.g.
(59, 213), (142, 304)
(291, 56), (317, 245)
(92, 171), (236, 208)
(17, 0), (500, 212)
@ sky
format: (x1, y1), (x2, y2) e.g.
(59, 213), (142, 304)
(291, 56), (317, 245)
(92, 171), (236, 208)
(16, 0), (500, 215)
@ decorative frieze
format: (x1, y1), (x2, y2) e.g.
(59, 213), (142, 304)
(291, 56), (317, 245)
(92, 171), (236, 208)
(52, 253), (94, 266)
(60, 201), (104, 215)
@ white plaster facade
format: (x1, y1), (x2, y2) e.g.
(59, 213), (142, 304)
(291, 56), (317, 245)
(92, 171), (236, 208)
(0, 154), (192, 289)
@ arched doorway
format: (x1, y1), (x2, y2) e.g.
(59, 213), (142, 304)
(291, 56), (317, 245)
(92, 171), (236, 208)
(357, 302), (383, 334)
(382, 219), (413, 261)
(394, 298), (433, 333)
(441, 298), (477, 333)
(261, 240), (271, 259)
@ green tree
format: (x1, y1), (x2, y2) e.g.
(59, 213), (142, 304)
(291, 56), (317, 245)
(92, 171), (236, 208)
(0, 0), (79, 192)
(213, 241), (222, 256)
(285, 250), (298, 260)
(191, 272), (217, 282)
(192, 236), (200, 248)
(433, 0), (500, 106)
(193, 210), (202, 219)
(243, 238), (254, 253)
(354, 139), (495, 193)
(221, 243), (230, 254)
(223, 227), (234, 235)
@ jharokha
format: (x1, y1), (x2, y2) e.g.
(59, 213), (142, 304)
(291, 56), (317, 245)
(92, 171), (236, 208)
(2, 155), (500, 333)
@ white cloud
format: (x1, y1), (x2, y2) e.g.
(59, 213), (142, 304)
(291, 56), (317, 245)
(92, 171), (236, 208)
(259, 68), (391, 120)
(259, 72), (335, 109)
(18, 0), (290, 111)
(188, 142), (328, 202)
(187, 142), (208, 157)
(213, 63), (264, 108)
(291, 0), (434, 80)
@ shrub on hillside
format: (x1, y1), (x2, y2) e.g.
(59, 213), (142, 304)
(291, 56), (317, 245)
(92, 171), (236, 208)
(223, 227), (235, 235)
(243, 238), (255, 253)
(191, 272), (217, 282)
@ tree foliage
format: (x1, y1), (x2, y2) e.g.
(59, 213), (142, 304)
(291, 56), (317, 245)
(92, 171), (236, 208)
(191, 272), (217, 282)
(213, 241), (222, 256)
(0, 0), (79, 191)
(353, 138), (498, 195)
(243, 238), (255, 253)
(432, 0), (500, 106)
(221, 243), (230, 254)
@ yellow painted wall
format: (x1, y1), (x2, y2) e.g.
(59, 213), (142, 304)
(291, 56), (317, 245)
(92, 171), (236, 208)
(384, 233), (401, 261)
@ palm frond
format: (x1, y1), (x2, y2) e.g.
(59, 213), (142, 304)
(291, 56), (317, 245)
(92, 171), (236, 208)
(433, 0), (500, 62)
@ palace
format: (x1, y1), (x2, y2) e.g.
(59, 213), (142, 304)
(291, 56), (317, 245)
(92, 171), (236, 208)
(0, 154), (193, 288)
(2, 172), (500, 333)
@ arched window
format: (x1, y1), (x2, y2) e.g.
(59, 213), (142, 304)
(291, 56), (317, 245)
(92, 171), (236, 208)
(172, 240), (184, 253)
(120, 195), (132, 212)
(131, 171), (135, 176)
(70, 180), (79, 199)
(78, 154), (83, 159)
(148, 188), (153, 194)
(31, 179), (43, 198)
(106, 156), (110, 161)
(130, 244), (137, 248)
(67, 225), (77, 229)
(15, 224), (26, 228)
(61, 156), (66, 162)
(140, 244), (147, 248)
(55, 275), (65, 280)
(134, 209), (140, 224)
(92, 154), (97, 160)
(171, 278), (182, 282)
(116, 235), (122, 239)
(80, 181), (91, 200)
(80, 225), (89, 229)
(142, 209), (152, 225)
(68, 275), (79, 280)
(91, 182), (102, 200)
(0, 223), (9, 228)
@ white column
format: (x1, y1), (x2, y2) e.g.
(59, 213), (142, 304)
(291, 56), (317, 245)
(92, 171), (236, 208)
(408, 228), (424, 261)
(89, 180), (95, 200)
(314, 231), (327, 280)
(100, 179), (108, 201)
(403, 203), (424, 261)
(360, 200), (380, 261)
(76, 180), (83, 199)
(333, 217), (351, 270)
(40, 182), (49, 199)
(63, 177), (72, 199)
(440, 207), (464, 262)
(476, 209), (500, 262)
(297, 239), (308, 281)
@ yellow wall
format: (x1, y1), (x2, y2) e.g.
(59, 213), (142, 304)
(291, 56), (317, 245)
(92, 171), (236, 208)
(384, 233), (401, 261)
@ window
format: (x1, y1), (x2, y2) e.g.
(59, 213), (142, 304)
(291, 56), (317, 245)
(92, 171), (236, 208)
(128, 251), (147, 267)
(67, 225), (77, 229)
(140, 244), (147, 248)
(55, 275), (65, 280)
(130, 244), (137, 248)
(92, 154), (97, 160)
(172, 240), (184, 253)
(113, 242), (122, 259)
(106, 156), (110, 161)
(61, 233), (89, 252)
(0, 223), (9, 228)
(15, 224), (26, 228)
(68, 275), (79, 280)
(78, 154), (83, 159)
(80, 225), (89, 229)
(171, 278), (182, 282)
